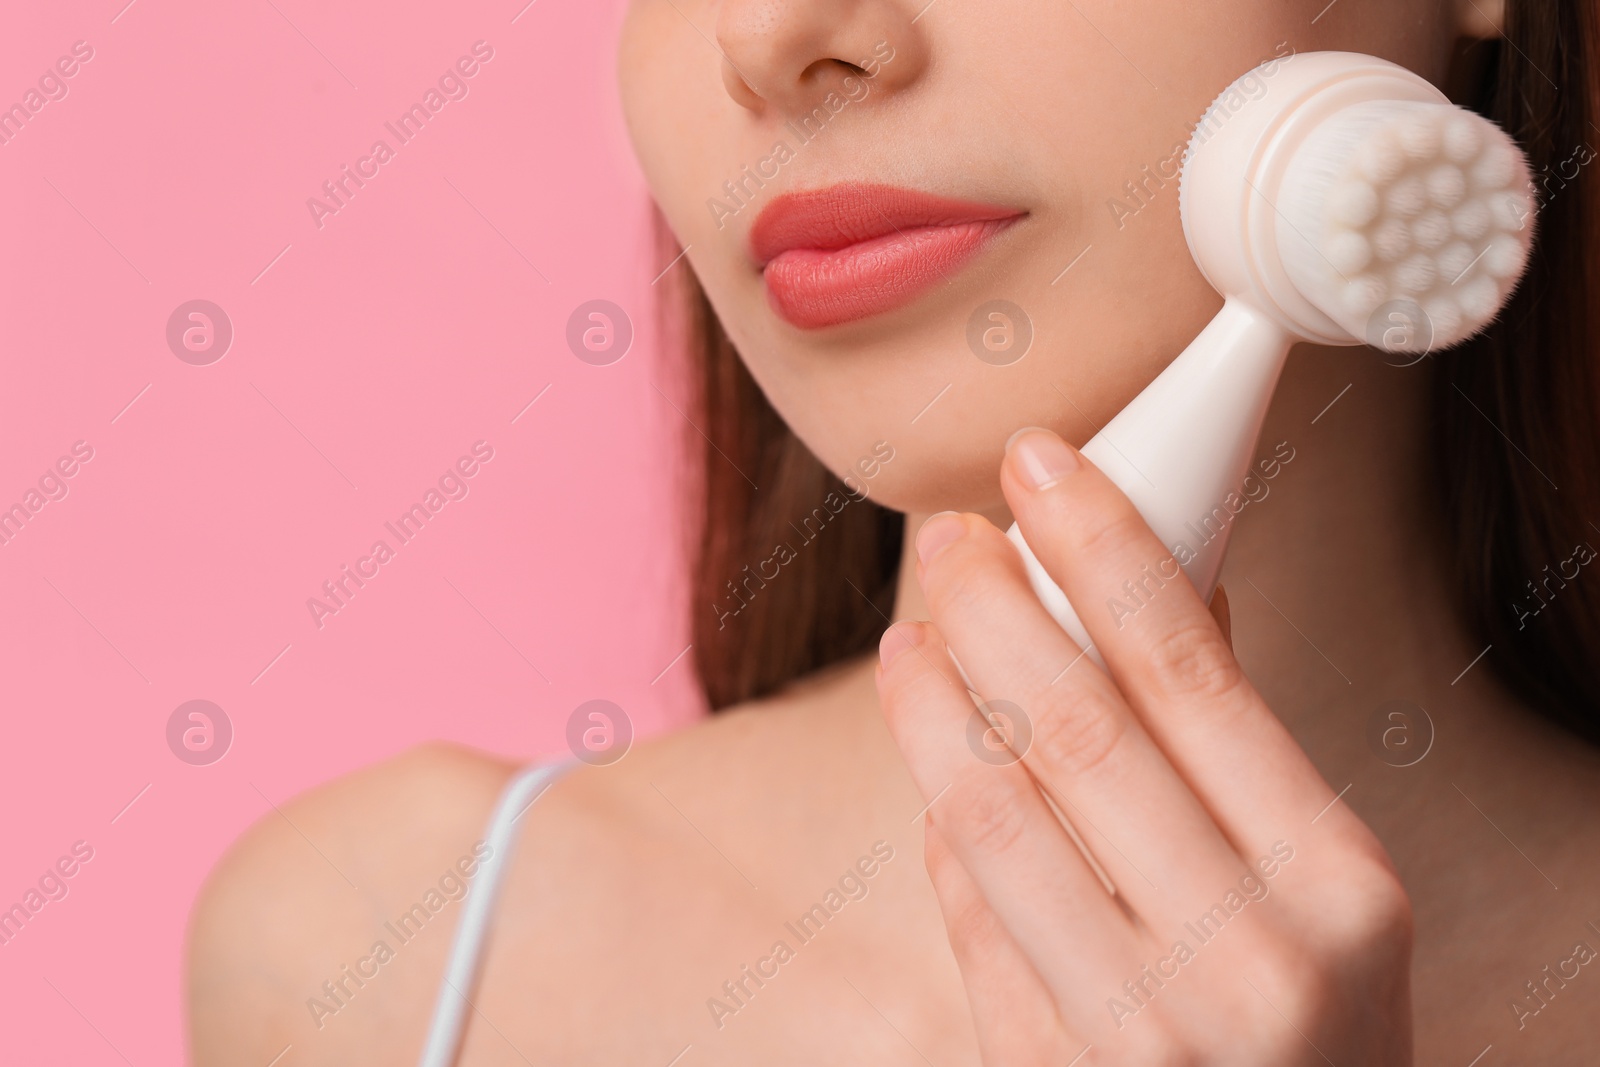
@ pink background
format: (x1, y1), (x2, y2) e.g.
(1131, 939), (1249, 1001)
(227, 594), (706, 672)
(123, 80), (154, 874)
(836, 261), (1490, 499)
(0, 0), (701, 1061)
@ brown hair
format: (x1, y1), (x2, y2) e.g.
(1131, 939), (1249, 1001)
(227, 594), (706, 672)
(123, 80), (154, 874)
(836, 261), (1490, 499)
(656, 231), (902, 710)
(1434, 0), (1600, 742)
(663, 2), (1600, 737)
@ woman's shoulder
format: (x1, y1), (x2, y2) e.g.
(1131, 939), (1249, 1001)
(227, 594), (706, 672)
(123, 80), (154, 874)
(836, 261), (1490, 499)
(185, 741), (520, 1065)
(185, 663), (892, 1064)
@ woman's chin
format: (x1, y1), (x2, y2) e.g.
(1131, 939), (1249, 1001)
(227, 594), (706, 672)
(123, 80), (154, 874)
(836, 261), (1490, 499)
(841, 465), (1012, 524)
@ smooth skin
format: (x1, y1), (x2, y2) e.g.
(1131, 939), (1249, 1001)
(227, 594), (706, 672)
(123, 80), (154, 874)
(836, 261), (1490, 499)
(188, 0), (1600, 1063)
(187, 359), (1600, 1063)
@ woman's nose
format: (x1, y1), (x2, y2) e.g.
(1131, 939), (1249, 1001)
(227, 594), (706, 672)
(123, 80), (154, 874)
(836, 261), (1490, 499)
(714, 0), (926, 114)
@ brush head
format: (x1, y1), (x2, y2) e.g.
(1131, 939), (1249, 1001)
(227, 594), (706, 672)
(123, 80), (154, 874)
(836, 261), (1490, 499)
(1179, 52), (1535, 354)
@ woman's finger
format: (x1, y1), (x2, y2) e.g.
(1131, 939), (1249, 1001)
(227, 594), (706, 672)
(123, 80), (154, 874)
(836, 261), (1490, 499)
(1209, 583), (1232, 650)
(913, 513), (1256, 930)
(1000, 428), (1356, 857)
(922, 817), (1081, 1066)
(875, 620), (1138, 1022)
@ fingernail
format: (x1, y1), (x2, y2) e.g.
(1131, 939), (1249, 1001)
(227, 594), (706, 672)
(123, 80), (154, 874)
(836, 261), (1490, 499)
(879, 622), (922, 668)
(916, 511), (966, 564)
(1007, 427), (1079, 491)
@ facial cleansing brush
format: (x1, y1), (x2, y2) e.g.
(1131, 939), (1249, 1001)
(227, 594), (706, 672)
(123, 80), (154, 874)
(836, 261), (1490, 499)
(1006, 51), (1535, 669)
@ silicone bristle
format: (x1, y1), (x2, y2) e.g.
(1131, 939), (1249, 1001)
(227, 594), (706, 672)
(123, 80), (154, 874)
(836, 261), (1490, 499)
(1372, 218), (1410, 261)
(1325, 231), (1372, 273)
(1411, 210), (1451, 249)
(1425, 164), (1467, 207)
(1437, 242), (1475, 280)
(1358, 127), (1407, 183)
(1278, 99), (1534, 352)
(1442, 114), (1482, 162)
(1384, 175), (1427, 217)
(1329, 182), (1381, 226)
(1452, 200), (1492, 241)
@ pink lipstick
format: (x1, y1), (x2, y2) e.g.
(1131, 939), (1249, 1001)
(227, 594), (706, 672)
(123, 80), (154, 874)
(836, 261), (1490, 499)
(750, 183), (1025, 329)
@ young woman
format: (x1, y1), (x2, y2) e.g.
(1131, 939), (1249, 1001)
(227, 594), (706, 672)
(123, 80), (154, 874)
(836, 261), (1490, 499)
(187, 0), (1600, 1063)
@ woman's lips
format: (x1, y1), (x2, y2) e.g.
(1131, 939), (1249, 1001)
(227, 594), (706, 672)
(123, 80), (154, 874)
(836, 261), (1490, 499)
(750, 184), (1025, 330)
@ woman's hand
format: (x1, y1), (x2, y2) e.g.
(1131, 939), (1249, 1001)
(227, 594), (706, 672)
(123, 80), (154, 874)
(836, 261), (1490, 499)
(875, 427), (1413, 1065)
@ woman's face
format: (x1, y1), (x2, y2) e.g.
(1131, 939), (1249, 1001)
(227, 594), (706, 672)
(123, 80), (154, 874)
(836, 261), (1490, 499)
(619, 0), (1461, 516)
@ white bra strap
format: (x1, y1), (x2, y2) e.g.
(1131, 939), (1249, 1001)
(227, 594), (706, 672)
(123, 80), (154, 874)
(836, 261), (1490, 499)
(416, 759), (576, 1067)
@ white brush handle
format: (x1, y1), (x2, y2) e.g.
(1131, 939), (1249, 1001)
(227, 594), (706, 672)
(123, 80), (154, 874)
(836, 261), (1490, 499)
(1005, 298), (1293, 672)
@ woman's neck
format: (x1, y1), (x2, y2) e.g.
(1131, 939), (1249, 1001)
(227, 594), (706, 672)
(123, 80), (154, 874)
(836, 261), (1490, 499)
(885, 341), (1510, 746)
